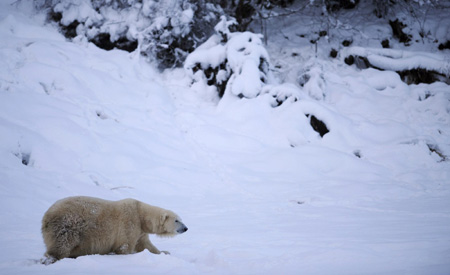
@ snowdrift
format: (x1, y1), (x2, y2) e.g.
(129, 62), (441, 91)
(1, 1), (450, 274)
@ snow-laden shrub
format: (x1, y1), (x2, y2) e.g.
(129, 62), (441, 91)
(184, 16), (273, 100)
(341, 47), (450, 85)
(298, 63), (327, 101)
(35, 0), (223, 69)
(209, 0), (295, 32)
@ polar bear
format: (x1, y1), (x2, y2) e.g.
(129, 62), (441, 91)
(41, 196), (187, 264)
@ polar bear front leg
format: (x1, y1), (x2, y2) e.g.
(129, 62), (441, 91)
(114, 243), (132, 254)
(136, 234), (170, 255)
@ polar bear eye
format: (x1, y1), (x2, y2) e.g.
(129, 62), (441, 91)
(175, 220), (179, 223)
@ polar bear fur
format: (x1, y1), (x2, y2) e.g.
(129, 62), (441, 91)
(41, 196), (187, 264)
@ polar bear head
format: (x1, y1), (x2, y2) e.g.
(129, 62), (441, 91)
(138, 202), (188, 237)
(157, 212), (188, 237)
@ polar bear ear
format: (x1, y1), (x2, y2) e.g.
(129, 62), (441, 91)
(160, 213), (168, 225)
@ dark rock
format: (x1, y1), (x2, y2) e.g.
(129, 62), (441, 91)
(398, 69), (438, 85)
(330, 48), (338, 58)
(319, 30), (327, 37)
(354, 56), (370, 69)
(306, 114), (329, 137)
(326, 0), (359, 12)
(344, 55), (354, 65)
(342, 40), (352, 47)
(438, 41), (450, 50)
(90, 33), (115, 51)
(389, 19), (412, 45)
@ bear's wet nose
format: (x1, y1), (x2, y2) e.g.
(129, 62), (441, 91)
(178, 226), (188, 233)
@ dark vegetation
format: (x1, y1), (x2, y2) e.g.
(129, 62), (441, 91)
(389, 19), (412, 45)
(35, 0), (448, 80)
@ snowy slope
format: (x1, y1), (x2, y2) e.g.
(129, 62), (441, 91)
(1, 1), (450, 274)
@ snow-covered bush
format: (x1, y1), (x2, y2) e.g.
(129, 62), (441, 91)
(210, 0), (295, 32)
(184, 16), (273, 100)
(372, 0), (450, 47)
(341, 47), (450, 84)
(297, 63), (327, 101)
(35, 0), (223, 69)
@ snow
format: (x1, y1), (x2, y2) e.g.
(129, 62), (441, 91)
(342, 46), (450, 75)
(54, 0), (99, 27)
(185, 18), (273, 99)
(225, 32), (271, 98)
(185, 37), (227, 69)
(1, 1), (450, 275)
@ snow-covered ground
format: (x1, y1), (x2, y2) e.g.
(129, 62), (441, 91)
(1, 1), (450, 274)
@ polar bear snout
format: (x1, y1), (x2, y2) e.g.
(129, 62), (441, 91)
(175, 220), (188, 234)
(177, 226), (188, 233)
